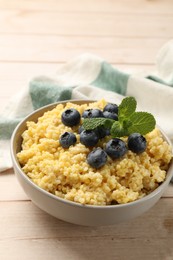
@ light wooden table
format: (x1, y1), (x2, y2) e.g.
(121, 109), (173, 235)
(0, 0), (173, 259)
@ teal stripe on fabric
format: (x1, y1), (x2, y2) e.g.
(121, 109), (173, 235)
(0, 118), (21, 139)
(92, 62), (129, 95)
(147, 75), (173, 87)
(29, 77), (72, 110)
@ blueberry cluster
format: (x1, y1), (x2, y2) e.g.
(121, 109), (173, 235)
(59, 103), (147, 169)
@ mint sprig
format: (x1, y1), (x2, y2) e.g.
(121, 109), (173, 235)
(110, 121), (129, 137)
(127, 112), (156, 135)
(82, 97), (156, 137)
(118, 96), (136, 120)
(83, 118), (115, 130)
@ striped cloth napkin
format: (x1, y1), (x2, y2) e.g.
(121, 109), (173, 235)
(0, 41), (173, 172)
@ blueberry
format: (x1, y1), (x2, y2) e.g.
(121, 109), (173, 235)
(103, 111), (118, 121)
(87, 148), (107, 168)
(82, 109), (103, 118)
(78, 125), (84, 134)
(60, 132), (77, 148)
(61, 108), (81, 127)
(105, 138), (127, 159)
(96, 126), (110, 139)
(105, 128), (111, 136)
(128, 133), (147, 154)
(103, 103), (118, 114)
(80, 130), (99, 147)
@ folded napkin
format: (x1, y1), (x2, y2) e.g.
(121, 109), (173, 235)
(0, 41), (173, 172)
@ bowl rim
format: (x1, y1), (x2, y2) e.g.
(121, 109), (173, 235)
(10, 99), (173, 209)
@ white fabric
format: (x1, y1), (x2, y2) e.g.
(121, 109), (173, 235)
(156, 40), (173, 83)
(126, 76), (173, 140)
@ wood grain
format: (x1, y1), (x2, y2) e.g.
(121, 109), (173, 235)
(0, 10), (173, 37)
(0, 35), (168, 64)
(0, 0), (173, 14)
(0, 199), (172, 259)
(0, 170), (29, 201)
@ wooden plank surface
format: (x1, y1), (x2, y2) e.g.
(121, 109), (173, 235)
(0, 0), (173, 259)
(0, 0), (173, 14)
(0, 10), (173, 37)
(0, 198), (173, 260)
(0, 35), (169, 64)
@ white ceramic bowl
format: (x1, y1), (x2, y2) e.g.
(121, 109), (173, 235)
(11, 100), (173, 226)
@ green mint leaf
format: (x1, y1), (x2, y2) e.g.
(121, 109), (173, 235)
(118, 97), (137, 121)
(122, 119), (133, 129)
(111, 121), (129, 137)
(83, 118), (115, 130)
(128, 112), (156, 135)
